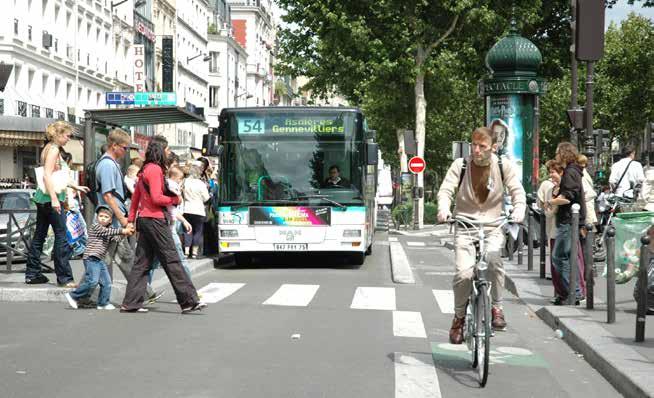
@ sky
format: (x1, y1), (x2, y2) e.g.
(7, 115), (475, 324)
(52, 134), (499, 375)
(606, 1), (654, 29)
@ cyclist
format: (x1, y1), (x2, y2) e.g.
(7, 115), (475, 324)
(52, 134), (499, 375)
(437, 126), (526, 344)
(609, 145), (644, 199)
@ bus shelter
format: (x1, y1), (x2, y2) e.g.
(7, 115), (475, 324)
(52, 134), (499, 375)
(82, 106), (206, 221)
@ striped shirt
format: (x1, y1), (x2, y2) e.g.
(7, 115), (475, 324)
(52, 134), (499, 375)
(83, 223), (123, 260)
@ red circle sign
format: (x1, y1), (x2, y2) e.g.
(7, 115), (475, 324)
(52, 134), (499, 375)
(408, 156), (426, 174)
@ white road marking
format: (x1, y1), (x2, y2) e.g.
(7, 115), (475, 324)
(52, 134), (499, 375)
(262, 284), (320, 307)
(393, 311), (427, 338)
(197, 283), (245, 303)
(389, 237), (399, 242)
(406, 241), (426, 247)
(432, 290), (455, 314)
(394, 352), (442, 398)
(350, 287), (396, 310)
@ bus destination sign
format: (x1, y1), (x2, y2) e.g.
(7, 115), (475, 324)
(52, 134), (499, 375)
(249, 206), (331, 226)
(237, 115), (345, 135)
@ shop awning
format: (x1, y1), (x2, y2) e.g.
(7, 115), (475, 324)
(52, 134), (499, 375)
(0, 131), (44, 146)
(84, 107), (206, 127)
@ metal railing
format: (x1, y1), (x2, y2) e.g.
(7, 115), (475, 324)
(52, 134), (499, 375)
(0, 208), (53, 272)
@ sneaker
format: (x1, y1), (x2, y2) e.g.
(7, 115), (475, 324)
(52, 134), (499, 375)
(64, 292), (78, 309)
(120, 307), (149, 313)
(25, 275), (49, 285)
(449, 316), (465, 344)
(146, 290), (165, 305)
(97, 304), (116, 310)
(57, 281), (78, 288)
(491, 306), (507, 331)
(181, 302), (207, 314)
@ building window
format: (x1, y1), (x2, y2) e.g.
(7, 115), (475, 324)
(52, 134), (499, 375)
(67, 113), (75, 123)
(0, 99), (4, 115)
(28, 25), (32, 41)
(46, 108), (53, 118)
(17, 101), (27, 117)
(31, 105), (40, 117)
(209, 52), (219, 73)
(14, 19), (18, 35)
(54, 39), (58, 52)
(57, 111), (65, 120)
(86, 53), (89, 66)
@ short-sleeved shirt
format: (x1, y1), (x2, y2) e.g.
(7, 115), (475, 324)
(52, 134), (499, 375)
(95, 155), (127, 228)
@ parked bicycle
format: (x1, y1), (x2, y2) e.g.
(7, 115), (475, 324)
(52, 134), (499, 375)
(448, 214), (512, 387)
(594, 187), (639, 262)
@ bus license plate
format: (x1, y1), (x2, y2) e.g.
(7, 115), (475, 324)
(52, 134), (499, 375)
(274, 244), (308, 251)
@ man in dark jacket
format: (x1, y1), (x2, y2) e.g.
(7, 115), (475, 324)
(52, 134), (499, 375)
(546, 142), (586, 305)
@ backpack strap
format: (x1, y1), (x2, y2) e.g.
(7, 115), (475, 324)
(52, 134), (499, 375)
(458, 158), (467, 190)
(498, 155), (506, 185)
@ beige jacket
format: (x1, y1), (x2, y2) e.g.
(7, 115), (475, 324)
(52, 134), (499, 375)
(437, 154), (526, 224)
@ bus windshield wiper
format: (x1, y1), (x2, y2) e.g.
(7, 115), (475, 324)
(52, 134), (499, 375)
(295, 194), (346, 208)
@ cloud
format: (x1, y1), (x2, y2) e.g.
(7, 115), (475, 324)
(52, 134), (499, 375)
(605, 2), (654, 29)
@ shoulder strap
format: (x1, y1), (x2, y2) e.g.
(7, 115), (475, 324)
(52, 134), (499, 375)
(613, 160), (634, 194)
(498, 155), (506, 185)
(458, 158), (467, 189)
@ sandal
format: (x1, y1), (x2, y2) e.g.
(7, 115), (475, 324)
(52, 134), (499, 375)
(181, 302), (207, 314)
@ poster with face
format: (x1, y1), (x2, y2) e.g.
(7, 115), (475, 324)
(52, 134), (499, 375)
(486, 95), (535, 190)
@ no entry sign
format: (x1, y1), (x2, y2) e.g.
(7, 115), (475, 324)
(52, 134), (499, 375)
(408, 156), (426, 174)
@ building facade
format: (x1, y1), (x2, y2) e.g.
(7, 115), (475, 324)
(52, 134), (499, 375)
(228, 0), (274, 107)
(153, 0), (177, 143)
(176, 0), (210, 150)
(0, 0), (115, 179)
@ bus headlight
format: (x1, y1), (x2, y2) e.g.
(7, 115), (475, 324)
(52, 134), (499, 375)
(220, 229), (238, 238)
(343, 229), (361, 237)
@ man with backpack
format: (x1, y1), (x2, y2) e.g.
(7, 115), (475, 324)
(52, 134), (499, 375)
(610, 145), (645, 199)
(92, 129), (161, 303)
(437, 126), (526, 344)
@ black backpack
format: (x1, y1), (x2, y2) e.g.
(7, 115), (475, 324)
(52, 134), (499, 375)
(84, 158), (101, 207)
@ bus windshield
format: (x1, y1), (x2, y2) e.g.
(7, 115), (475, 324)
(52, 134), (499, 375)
(221, 110), (364, 206)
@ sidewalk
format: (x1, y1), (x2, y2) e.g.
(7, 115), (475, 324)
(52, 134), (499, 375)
(389, 224), (452, 238)
(503, 253), (654, 398)
(0, 257), (216, 303)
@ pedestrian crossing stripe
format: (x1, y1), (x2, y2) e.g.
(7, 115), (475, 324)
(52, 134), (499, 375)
(394, 352), (442, 398)
(431, 290), (455, 314)
(393, 311), (427, 338)
(197, 283), (245, 303)
(350, 287), (396, 311)
(406, 241), (426, 247)
(263, 284), (319, 307)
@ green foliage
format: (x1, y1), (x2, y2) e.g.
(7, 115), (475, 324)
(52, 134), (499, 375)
(392, 202), (438, 226)
(208, 23), (218, 35)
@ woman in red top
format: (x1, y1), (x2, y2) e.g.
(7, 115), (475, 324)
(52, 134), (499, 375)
(121, 139), (206, 313)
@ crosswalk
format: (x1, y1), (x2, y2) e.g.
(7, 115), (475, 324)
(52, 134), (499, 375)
(195, 281), (452, 397)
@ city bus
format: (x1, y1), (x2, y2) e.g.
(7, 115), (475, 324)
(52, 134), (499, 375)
(213, 107), (378, 266)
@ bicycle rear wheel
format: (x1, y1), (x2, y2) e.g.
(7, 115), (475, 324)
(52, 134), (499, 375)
(475, 283), (491, 387)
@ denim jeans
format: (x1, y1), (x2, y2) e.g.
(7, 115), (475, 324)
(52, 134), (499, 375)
(70, 257), (112, 306)
(26, 202), (73, 284)
(149, 222), (191, 284)
(552, 224), (582, 299)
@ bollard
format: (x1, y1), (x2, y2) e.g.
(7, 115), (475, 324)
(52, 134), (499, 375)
(584, 224), (594, 310)
(6, 215), (13, 271)
(606, 227), (616, 324)
(635, 234), (650, 342)
(539, 209), (547, 279)
(528, 205), (534, 272)
(568, 204), (580, 306)
(507, 233), (514, 262)
(517, 221), (524, 266)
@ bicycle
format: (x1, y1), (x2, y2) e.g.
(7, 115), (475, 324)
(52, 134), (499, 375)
(449, 214), (511, 387)
(594, 189), (638, 262)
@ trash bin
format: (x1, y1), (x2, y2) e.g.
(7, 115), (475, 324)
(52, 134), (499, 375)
(613, 212), (654, 284)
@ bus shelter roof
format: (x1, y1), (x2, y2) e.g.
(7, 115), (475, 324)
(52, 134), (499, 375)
(84, 106), (206, 127)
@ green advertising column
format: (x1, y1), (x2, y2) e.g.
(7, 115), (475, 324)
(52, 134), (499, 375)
(481, 23), (546, 193)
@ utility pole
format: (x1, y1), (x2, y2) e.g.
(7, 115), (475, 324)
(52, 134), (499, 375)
(570, 0), (579, 146)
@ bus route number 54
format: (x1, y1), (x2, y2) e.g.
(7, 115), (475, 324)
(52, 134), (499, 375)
(238, 118), (265, 135)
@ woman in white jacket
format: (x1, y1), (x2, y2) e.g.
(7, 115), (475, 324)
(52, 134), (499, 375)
(577, 155), (597, 226)
(182, 164), (210, 258)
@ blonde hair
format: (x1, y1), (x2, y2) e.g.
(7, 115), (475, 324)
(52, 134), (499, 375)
(556, 142), (579, 165)
(188, 164), (203, 179)
(108, 128), (130, 146)
(45, 121), (73, 141)
(577, 154), (588, 167)
(168, 165), (184, 179)
(127, 165), (140, 177)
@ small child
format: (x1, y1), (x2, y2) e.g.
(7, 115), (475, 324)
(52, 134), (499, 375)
(148, 166), (192, 284)
(65, 205), (134, 310)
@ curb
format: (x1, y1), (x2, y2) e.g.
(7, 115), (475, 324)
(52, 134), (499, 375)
(503, 268), (654, 398)
(0, 258), (216, 303)
(389, 241), (415, 284)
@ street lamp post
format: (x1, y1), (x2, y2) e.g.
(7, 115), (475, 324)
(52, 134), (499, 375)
(234, 91), (253, 107)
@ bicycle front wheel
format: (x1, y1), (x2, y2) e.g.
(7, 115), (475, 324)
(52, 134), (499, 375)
(475, 283), (491, 387)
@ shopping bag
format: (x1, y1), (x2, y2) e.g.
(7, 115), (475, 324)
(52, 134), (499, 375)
(65, 210), (87, 256)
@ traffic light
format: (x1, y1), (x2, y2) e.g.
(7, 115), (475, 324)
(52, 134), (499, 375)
(644, 122), (654, 165)
(576, 0), (606, 61)
(595, 129), (609, 152)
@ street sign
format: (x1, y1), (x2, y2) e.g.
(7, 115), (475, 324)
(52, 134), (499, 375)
(408, 156), (426, 174)
(105, 92), (177, 106)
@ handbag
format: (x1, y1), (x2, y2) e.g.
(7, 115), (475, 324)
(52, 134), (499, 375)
(35, 166), (69, 194)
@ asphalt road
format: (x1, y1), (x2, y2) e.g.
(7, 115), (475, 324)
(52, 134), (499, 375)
(0, 232), (619, 398)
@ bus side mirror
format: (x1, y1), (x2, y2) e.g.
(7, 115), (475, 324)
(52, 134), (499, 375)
(367, 143), (378, 165)
(202, 134), (223, 156)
